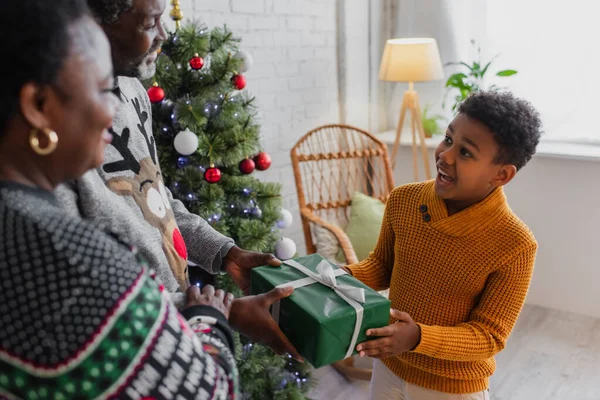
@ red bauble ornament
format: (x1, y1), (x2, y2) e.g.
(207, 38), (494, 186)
(204, 165), (222, 183)
(254, 152), (271, 171)
(147, 82), (165, 103)
(239, 158), (255, 175)
(189, 53), (204, 70)
(231, 74), (246, 90)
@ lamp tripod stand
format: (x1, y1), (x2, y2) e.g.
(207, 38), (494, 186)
(389, 82), (432, 182)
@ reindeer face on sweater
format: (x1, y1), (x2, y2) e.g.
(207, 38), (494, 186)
(103, 97), (189, 289)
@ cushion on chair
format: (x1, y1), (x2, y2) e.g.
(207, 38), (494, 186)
(313, 222), (345, 265)
(337, 192), (385, 262)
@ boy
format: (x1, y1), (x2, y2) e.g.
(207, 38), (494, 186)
(346, 91), (543, 399)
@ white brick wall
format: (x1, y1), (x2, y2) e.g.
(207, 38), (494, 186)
(164, 0), (340, 255)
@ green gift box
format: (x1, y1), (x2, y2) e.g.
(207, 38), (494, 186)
(250, 254), (391, 368)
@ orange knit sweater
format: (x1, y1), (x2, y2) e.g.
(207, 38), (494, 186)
(347, 180), (537, 394)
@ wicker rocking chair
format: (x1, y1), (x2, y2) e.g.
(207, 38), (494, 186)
(290, 124), (395, 380)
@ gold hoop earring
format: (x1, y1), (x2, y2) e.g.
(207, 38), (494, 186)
(29, 128), (58, 156)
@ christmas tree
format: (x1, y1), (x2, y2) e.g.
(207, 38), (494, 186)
(146, 19), (312, 399)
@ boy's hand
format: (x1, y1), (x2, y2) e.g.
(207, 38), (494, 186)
(356, 309), (421, 359)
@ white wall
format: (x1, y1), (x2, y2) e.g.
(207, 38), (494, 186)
(170, 0), (340, 253)
(392, 143), (600, 319)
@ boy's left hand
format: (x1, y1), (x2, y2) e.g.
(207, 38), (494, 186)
(356, 309), (421, 359)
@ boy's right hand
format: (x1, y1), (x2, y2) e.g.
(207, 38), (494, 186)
(356, 309), (421, 358)
(183, 284), (235, 319)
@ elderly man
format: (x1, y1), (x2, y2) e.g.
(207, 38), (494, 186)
(55, 0), (300, 360)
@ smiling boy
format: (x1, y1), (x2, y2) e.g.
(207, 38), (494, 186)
(346, 91), (543, 399)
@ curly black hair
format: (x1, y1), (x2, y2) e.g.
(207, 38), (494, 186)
(0, 0), (90, 134)
(458, 91), (543, 171)
(87, 0), (133, 24)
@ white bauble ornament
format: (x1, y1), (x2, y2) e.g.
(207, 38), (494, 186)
(234, 50), (254, 73)
(275, 237), (296, 260)
(276, 208), (293, 229)
(173, 128), (199, 155)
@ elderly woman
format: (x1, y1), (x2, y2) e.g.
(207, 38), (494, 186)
(0, 0), (240, 398)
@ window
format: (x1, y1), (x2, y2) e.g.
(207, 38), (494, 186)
(485, 0), (600, 143)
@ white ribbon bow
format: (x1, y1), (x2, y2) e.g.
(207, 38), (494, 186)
(271, 259), (366, 360)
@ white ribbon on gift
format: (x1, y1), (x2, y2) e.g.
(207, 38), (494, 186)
(271, 259), (366, 360)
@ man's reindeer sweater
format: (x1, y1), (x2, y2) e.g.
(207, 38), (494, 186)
(55, 77), (234, 292)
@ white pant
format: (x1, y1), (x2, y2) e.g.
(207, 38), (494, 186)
(369, 359), (490, 400)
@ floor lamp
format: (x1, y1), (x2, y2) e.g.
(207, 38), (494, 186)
(379, 38), (444, 181)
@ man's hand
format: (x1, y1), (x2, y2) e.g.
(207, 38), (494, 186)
(355, 309), (421, 359)
(223, 246), (282, 294)
(229, 286), (303, 362)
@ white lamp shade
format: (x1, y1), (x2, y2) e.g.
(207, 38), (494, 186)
(379, 38), (444, 82)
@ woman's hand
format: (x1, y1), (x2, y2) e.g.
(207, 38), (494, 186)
(183, 284), (235, 319)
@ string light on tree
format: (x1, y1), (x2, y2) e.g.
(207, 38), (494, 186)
(177, 156), (189, 168)
(254, 152), (271, 171)
(242, 342), (254, 360)
(207, 213), (221, 224)
(173, 128), (199, 155)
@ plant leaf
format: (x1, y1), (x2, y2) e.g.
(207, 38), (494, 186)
(489, 84), (508, 92)
(480, 53), (500, 78)
(496, 69), (517, 77)
(444, 61), (463, 67)
(460, 62), (475, 71)
(445, 73), (468, 89)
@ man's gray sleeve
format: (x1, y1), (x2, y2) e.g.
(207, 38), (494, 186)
(166, 187), (235, 274)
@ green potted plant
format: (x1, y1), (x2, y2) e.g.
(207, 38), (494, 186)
(443, 39), (517, 113)
(421, 106), (445, 138)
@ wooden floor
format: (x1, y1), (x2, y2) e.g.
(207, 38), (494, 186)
(307, 304), (600, 400)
